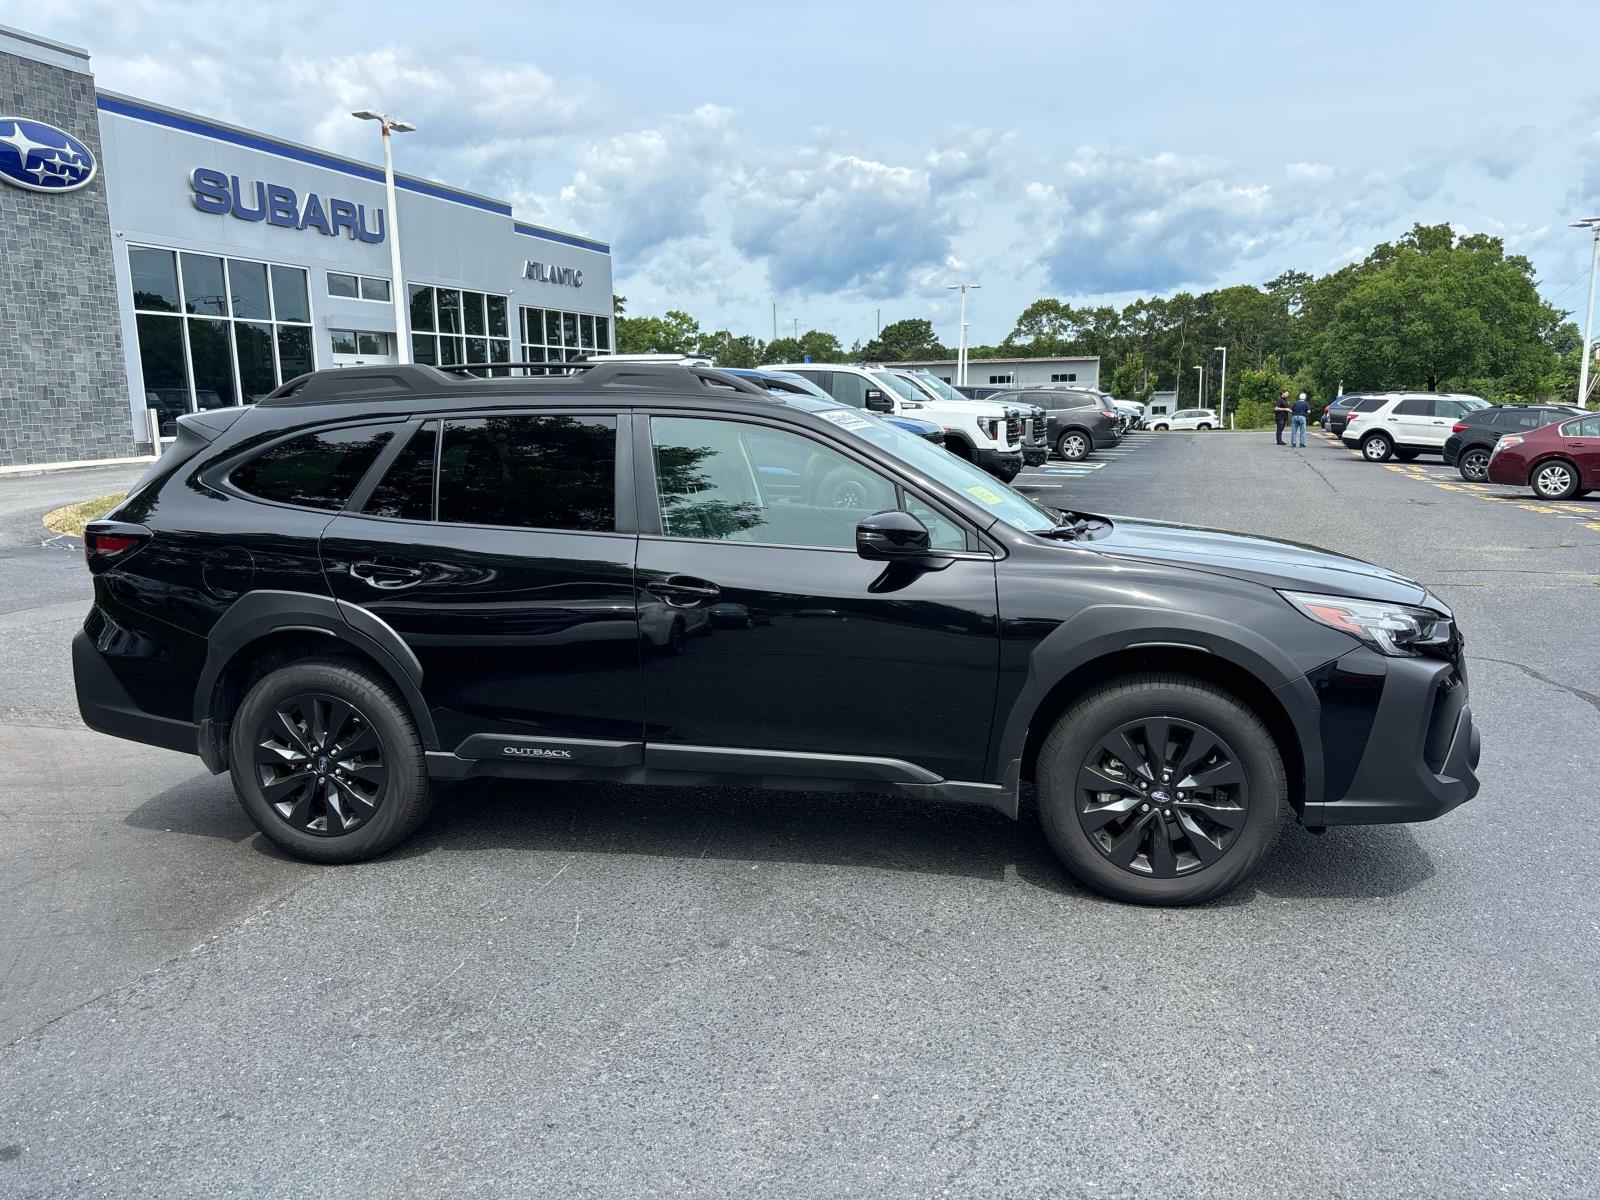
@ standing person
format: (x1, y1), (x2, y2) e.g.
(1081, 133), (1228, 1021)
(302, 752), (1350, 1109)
(1274, 390), (1291, 444)
(1290, 391), (1310, 448)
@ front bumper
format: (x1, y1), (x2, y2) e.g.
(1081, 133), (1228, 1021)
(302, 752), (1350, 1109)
(974, 448), (1024, 480)
(1022, 444), (1048, 466)
(1301, 648), (1480, 827)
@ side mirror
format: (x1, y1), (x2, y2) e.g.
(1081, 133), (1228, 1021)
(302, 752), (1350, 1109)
(856, 509), (931, 560)
(864, 388), (893, 413)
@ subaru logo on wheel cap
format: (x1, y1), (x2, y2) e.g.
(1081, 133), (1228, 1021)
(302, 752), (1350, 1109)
(0, 118), (97, 193)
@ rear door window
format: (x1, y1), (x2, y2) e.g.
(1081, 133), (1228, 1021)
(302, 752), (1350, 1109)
(363, 421), (438, 521)
(437, 414), (616, 531)
(230, 423), (395, 510)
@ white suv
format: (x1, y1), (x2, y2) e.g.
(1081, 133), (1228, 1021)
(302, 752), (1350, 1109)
(1152, 408), (1218, 431)
(1341, 393), (1490, 462)
(764, 362), (1025, 480)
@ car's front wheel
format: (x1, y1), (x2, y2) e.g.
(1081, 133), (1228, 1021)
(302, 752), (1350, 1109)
(1459, 448), (1491, 482)
(1152, 423), (1169, 432)
(1057, 430), (1090, 460)
(1532, 458), (1580, 501)
(1036, 674), (1285, 905)
(1361, 432), (1394, 462)
(1196, 423), (1212, 431)
(229, 659), (432, 864)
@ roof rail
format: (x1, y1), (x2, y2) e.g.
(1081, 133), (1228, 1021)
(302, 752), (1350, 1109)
(260, 360), (778, 406)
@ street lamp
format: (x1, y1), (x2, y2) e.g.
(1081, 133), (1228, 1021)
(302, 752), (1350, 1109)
(352, 110), (416, 364)
(1213, 345), (1228, 427)
(1573, 217), (1600, 408)
(947, 282), (981, 386)
(1194, 363), (1204, 408)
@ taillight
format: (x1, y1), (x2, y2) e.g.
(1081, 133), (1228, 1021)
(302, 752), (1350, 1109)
(1451, 422), (1468, 433)
(83, 524), (151, 574)
(1347, 414), (1362, 425)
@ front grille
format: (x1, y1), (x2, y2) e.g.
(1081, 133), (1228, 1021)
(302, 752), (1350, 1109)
(1005, 409), (1021, 446)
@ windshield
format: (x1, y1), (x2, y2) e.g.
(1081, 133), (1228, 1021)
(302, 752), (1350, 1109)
(762, 370), (833, 400)
(904, 372), (967, 402)
(871, 371), (925, 403)
(814, 407), (1057, 533)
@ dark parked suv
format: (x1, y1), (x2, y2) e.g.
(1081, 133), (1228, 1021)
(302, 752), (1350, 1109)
(995, 386), (1121, 461)
(74, 362), (1480, 905)
(1442, 403), (1585, 482)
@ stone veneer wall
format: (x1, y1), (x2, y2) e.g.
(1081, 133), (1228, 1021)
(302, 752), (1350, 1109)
(0, 46), (134, 466)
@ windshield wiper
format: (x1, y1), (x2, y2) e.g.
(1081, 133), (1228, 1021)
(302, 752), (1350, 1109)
(1036, 515), (1093, 540)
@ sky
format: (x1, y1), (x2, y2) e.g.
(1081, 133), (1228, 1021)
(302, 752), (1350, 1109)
(28, 0), (1600, 348)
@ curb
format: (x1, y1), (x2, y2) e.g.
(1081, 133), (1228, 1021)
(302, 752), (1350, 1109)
(0, 454), (157, 480)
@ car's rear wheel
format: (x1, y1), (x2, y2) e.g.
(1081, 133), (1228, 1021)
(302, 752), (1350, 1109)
(229, 659), (431, 863)
(1459, 448), (1491, 482)
(1196, 423), (1212, 431)
(1036, 674), (1285, 905)
(1057, 430), (1090, 460)
(1152, 423), (1169, 432)
(1361, 432), (1394, 462)
(1532, 458), (1580, 501)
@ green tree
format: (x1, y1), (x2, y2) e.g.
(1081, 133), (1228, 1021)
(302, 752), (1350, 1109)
(616, 309), (701, 355)
(1231, 357), (1293, 429)
(696, 329), (761, 368)
(860, 318), (946, 361)
(1107, 350), (1155, 402)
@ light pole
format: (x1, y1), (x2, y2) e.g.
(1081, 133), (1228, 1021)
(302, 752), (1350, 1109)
(1213, 345), (1228, 426)
(1573, 217), (1600, 408)
(352, 110), (416, 364)
(1194, 363), (1204, 408)
(947, 281), (980, 386)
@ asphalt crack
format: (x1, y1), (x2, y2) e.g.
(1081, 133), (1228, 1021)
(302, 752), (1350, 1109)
(1474, 656), (1600, 720)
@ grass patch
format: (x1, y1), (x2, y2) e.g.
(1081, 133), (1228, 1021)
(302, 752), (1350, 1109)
(43, 493), (125, 536)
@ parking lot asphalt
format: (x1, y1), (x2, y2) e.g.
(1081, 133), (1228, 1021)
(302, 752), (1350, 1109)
(3, 438), (1599, 1198)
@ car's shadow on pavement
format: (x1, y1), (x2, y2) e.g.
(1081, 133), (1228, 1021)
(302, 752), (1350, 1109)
(380, 778), (1438, 907)
(122, 773), (1437, 906)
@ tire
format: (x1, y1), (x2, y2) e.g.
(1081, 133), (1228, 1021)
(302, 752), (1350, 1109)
(229, 658), (432, 864)
(1056, 429), (1091, 461)
(1152, 423), (1169, 432)
(1361, 432), (1394, 462)
(1035, 674), (1286, 905)
(814, 465), (877, 510)
(1394, 449), (1419, 462)
(1458, 448), (1491, 482)
(1196, 423), (1212, 431)
(1531, 458), (1580, 501)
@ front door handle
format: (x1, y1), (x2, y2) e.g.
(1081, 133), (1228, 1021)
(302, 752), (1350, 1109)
(645, 576), (721, 606)
(350, 561), (423, 590)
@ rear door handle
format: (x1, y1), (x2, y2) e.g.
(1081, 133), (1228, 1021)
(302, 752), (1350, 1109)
(645, 576), (721, 606)
(350, 561), (423, 590)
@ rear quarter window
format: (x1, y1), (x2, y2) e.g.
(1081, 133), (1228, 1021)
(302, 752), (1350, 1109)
(230, 423), (395, 510)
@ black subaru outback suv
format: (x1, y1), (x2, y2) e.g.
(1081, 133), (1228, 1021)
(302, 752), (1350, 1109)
(74, 362), (1480, 904)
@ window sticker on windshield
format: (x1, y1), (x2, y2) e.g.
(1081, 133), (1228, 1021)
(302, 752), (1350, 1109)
(817, 409), (873, 431)
(967, 484), (1004, 505)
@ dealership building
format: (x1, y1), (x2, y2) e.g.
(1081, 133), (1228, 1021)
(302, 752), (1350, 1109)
(896, 355), (1102, 390)
(0, 23), (614, 467)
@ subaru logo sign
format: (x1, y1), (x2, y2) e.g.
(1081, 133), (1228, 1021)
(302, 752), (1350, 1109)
(0, 117), (97, 193)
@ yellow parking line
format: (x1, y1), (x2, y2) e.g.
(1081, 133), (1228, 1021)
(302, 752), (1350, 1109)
(1518, 504), (1561, 514)
(1460, 483), (1488, 491)
(1587, 523), (1600, 533)
(1556, 504), (1591, 514)
(1434, 483), (1462, 492)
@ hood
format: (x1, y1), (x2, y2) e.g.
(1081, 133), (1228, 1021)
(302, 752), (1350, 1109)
(1090, 514), (1436, 608)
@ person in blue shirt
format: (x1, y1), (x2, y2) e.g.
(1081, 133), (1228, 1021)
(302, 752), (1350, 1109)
(1290, 391), (1310, 447)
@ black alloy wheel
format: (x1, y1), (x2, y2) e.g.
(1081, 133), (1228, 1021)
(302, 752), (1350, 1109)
(1459, 448), (1491, 482)
(1076, 716), (1248, 877)
(254, 692), (388, 835)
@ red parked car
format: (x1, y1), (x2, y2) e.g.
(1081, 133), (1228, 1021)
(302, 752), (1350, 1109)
(1486, 411), (1600, 500)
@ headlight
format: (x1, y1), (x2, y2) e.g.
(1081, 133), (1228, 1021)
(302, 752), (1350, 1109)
(1279, 591), (1450, 657)
(1491, 435), (1521, 455)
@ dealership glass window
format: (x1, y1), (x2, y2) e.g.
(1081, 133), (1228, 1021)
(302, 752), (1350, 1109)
(181, 254), (227, 316)
(129, 247), (314, 435)
(330, 330), (392, 357)
(230, 259), (271, 321)
(407, 285), (512, 374)
(360, 277), (390, 302)
(519, 305), (613, 369)
(328, 272), (361, 299)
(1050, 372), (1078, 383)
(129, 247), (180, 312)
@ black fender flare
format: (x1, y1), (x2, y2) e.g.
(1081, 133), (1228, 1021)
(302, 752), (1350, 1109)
(193, 590), (439, 750)
(990, 604), (1324, 813)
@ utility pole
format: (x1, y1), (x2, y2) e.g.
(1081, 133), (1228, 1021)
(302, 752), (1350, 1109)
(351, 110), (416, 363)
(1213, 345), (1228, 425)
(793, 318), (800, 342)
(1573, 217), (1600, 408)
(772, 301), (777, 343)
(946, 281), (980, 386)
(1194, 364), (1205, 408)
